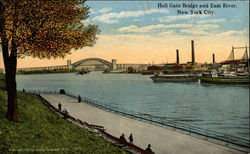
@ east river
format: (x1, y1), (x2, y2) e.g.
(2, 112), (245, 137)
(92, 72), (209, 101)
(16, 72), (249, 140)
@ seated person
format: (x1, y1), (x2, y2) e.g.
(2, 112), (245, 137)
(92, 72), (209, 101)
(146, 144), (155, 154)
(62, 109), (68, 119)
(119, 134), (126, 144)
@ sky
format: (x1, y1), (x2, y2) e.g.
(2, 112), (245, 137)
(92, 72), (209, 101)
(12, 1), (250, 68)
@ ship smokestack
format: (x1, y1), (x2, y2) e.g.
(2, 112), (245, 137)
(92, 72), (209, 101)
(191, 40), (195, 65)
(176, 49), (179, 65)
(212, 53), (215, 64)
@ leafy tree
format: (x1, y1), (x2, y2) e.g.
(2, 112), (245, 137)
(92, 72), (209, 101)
(0, 0), (99, 121)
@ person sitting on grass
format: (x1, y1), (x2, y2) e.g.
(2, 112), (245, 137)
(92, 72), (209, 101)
(129, 133), (133, 144)
(62, 109), (68, 119)
(119, 134), (127, 144)
(145, 144), (155, 154)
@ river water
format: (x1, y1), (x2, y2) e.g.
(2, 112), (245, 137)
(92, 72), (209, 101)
(16, 72), (249, 140)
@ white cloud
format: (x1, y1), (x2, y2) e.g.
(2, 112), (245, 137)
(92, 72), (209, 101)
(216, 29), (249, 37)
(99, 8), (112, 13)
(180, 24), (220, 35)
(158, 30), (176, 36)
(159, 14), (208, 23)
(196, 18), (226, 24)
(117, 24), (192, 33)
(117, 22), (223, 36)
(92, 9), (169, 24)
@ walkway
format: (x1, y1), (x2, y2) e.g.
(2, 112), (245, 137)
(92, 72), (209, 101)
(41, 94), (247, 154)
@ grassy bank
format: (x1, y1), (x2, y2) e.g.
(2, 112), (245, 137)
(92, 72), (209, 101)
(0, 77), (126, 153)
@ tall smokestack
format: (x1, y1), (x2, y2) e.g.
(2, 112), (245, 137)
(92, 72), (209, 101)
(191, 40), (195, 65)
(176, 49), (179, 65)
(212, 53), (215, 64)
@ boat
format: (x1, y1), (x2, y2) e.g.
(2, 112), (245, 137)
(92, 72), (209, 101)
(199, 66), (249, 84)
(75, 69), (90, 75)
(150, 73), (198, 82)
(198, 76), (249, 84)
(201, 45), (250, 84)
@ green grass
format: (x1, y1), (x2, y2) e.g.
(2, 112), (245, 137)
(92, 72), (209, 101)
(0, 78), (127, 153)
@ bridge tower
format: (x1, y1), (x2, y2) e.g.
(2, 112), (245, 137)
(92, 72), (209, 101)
(112, 59), (117, 71)
(67, 60), (72, 69)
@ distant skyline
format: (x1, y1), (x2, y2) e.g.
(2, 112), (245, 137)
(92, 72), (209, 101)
(11, 1), (249, 67)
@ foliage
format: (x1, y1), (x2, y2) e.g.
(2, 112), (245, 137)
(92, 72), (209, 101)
(1, 0), (100, 59)
(0, 90), (126, 153)
(0, 0), (100, 121)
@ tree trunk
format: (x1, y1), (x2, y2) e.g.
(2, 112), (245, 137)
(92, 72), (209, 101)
(1, 37), (19, 121)
(4, 40), (19, 122)
(5, 53), (19, 121)
(0, 1), (20, 122)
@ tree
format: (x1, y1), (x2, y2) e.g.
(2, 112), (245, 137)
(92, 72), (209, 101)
(0, 0), (99, 121)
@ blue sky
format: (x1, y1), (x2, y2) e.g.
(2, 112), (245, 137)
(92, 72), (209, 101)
(86, 1), (249, 37)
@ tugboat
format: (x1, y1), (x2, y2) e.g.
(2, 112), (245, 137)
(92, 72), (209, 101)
(150, 72), (198, 82)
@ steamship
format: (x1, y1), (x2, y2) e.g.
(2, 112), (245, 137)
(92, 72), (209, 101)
(198, 76), (249, 84)
(150, 73), (198, 82)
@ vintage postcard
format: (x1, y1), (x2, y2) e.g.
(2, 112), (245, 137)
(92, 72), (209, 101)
(0, 0), (249, 153)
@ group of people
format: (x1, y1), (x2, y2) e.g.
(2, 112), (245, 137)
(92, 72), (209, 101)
(119, 133), (133, 144)
(119, 133), (154, 153)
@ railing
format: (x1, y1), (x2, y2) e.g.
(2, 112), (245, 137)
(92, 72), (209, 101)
(25, 89), (250, 152)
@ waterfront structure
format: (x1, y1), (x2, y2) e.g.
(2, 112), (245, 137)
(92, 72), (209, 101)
(191, 40), (195, 65)
(67, 60), (72, 69)
(16, 45), (249, 73)
(17, 65), (68, 72)
(17, 58), (149, 72)
(111, 59), (117, 71)
(212, 53), (215, 64)
(71, 58), (113, 71)
(176, 49), (179, 65)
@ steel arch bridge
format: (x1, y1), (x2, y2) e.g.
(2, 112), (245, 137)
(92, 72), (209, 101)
(71, 58), (113, 69)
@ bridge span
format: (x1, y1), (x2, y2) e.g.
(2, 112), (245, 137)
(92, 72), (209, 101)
(17, 58), (149, 72)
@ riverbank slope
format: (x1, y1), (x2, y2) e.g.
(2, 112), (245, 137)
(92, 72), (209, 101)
(0, 83), (126, 153)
